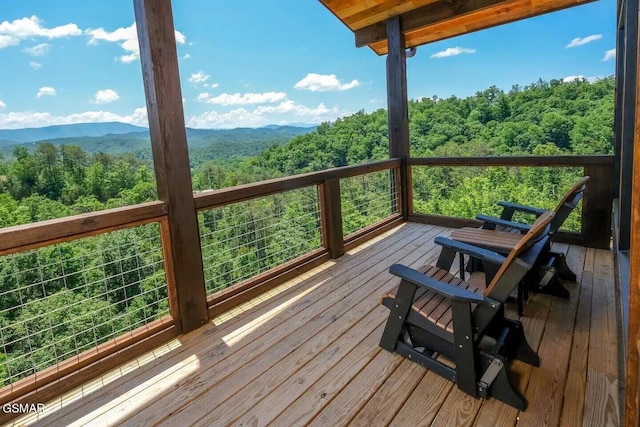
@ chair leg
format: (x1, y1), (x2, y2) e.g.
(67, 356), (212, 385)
(535, 267), (570, 299)
(479, 354), (527, 411)
(379, 280), (417, 352)
(503, 318), (540, 366)
(551, 251), (577, 281)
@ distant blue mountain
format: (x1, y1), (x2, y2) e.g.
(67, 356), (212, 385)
(0, 122), (149, 144)
(0, 122), (317, 145)
(0, 122), (317, 164)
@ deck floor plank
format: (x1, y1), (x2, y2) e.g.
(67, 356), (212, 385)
(560, 244), (590, 427)
(306, 348), (404, 427)
(583, 248), (620, 426)
(13, 224), (620, 427)
(111, 225), (443, 427)
(430, 387), (483, 427)
(156, 227), (447, 426)
(40, 223), (428, 427)
(389, 371), (453, 426)
(347, 358), (426, 427)
(516, 244), (585, 427)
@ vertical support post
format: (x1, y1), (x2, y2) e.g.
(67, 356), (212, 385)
(614, 0), (625, 198)
(386, 16), (412, 220)
(320, 179), (344, 259)
(582, 165), (614, 249)
(134, 0), (208, 333)
(159, 217), (179, 321)
(620, 0), (638, 251)
(625, 0), (640, 421)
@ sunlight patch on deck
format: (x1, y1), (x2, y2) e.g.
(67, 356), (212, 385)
(64, 354), (200, 427)
(221, 279), (328, 347)
(11, 338), (184, 426)
(210, 223), (404, 328)
(211, 262), (336, 326)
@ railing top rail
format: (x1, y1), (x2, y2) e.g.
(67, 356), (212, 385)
(193, 158), (401, 211)
(409, 155), (614, 167)
(0, 200), (167, 257)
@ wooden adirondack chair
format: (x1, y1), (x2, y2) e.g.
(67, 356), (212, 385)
(449, 176), (589, 310)
(379, 211), (554, 410)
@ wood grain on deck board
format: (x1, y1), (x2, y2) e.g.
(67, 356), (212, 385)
(20, 225), (619, 427)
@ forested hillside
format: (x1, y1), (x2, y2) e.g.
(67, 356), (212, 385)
(0, 77), (614, 387)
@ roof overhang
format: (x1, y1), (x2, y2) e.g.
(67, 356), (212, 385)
(319, 0), (598, 55)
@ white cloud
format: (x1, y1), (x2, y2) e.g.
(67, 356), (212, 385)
(196, 92), (210, 102)
(0, 100), (5, 109)
(188, 71), (209, 84)
(203, 82), (219, 89)
(562, 75), (601, 83)
(0, 16), (82, 49)
(202, 91), (287, 106)
(0, 107), (148, 129)
(187, 100), (349, 129)
(23, 42), (51, 56)
(562, 75), (585, 82)
(603, 48), (616, 61)
(566, 34), (602, 48)
(92, 89), (119, 104)
(86, 23), (185, 64)
(183, 53), (191, 59)
(253, 100), (335, 117)
(29, 61), (42, 70)
(430, 47), (476, 58)
(294, 73), (360, 92)
(36, 86), (56, 98)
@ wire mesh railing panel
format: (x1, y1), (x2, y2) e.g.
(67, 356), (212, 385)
(198, 187), (322, 296)
(0, 223), (168, 387)
(340, 169), (398, 237)
(411, 166), (584, 232)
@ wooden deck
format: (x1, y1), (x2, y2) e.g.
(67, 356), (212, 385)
(11, 222), (620, 427)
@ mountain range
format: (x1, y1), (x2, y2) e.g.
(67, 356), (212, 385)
(0, 122), (316, 164)
(0, 122), (148, 144)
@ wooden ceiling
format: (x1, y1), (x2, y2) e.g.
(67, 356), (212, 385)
(319, 0), (598, 55)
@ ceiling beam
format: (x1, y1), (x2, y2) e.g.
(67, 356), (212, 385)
(355, 0), (511, 48)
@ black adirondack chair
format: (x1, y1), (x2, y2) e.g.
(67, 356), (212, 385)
(379, 211), (554, 410)
(450, 176), (589, 308)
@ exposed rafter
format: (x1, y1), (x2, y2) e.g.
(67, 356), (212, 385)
(320, 0), (598, 55)
(355, 0), (510, 48)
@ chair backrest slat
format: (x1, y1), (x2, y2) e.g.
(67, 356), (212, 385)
(484, 211), (554, 297)
(550, 176), (589, 233)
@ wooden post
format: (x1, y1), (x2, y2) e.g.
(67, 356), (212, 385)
(134, 0), (208, 332)
(626, 0), (640, 422)
(620, 0), (638, 251)
(320, 179), (344, 258)
(386, 16), (411, 220)
(614, 0), (625, 198)
(582, 166), (614, 249)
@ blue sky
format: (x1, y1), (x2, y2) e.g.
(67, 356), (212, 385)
(0, 0), (617, 130)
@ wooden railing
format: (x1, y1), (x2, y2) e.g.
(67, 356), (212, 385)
(408, 155), (615, 249)
(0, 155), (615, 421)
(194, 159), (402, 314)
(0, 202), (179, 423)
(0, 159), (401, 420)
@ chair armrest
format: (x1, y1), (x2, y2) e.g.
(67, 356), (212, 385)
(434, 237), (507, 266)
(497, 201), (546, 216)
(476, 215), (532, 233)
(389, 264), (490, 305)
